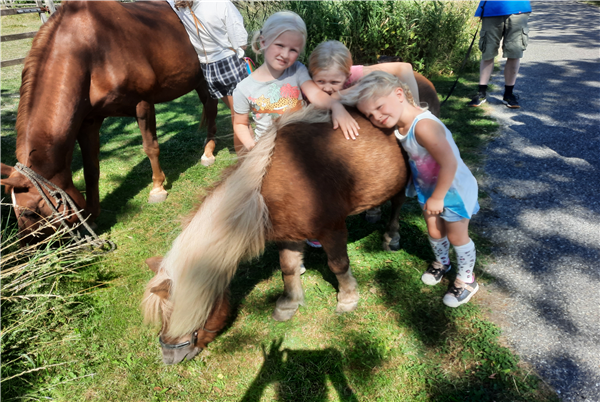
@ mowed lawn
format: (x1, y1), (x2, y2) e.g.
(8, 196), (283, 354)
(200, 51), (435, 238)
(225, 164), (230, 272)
(0, 13), (557, 402)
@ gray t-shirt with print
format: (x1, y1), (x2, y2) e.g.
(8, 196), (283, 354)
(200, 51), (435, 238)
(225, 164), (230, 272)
(233, 61), (312, 139)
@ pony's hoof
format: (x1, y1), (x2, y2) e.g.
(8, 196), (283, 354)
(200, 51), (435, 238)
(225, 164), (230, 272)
(272, 307), (298, 321)
(383, 240), (401, 252)
(364, 206), (382, 224)
(382, 234), (401, 252)
(200, 153), (215, 167)
(335, 301), (358, 314)
(148, 189), (168, 204)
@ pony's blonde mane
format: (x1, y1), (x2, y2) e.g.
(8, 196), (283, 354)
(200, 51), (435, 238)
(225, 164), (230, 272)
(161, 105), (329, 338)
(15, 6), (64, 161)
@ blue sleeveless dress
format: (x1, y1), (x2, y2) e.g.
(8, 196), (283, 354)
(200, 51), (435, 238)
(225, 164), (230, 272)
(395, 111), (479, 219)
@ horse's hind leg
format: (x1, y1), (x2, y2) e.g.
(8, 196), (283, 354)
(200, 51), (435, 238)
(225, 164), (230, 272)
(273, 241), (305, 321)
(195, 86), (219, 166)
(77, 117), (105, 222)
(320, 226), (359, 314)
(136, 101), (168, 203)
(383, 192), (406, 252)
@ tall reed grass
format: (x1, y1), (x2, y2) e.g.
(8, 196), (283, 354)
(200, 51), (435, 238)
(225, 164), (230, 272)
(238, 0), (480, 76)
(1, 206), (104, 397)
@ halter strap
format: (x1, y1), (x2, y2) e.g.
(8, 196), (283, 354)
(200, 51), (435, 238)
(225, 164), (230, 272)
(13, 163), (116, 254)
(158, 326), (218, 349)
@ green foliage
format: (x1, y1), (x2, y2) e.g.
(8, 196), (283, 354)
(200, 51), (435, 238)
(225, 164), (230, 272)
(238, 1), (481, 76)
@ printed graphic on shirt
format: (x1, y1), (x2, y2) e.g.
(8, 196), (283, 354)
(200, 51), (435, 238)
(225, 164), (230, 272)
(409, 157), (469, 217)
(248, 83), (304, 121)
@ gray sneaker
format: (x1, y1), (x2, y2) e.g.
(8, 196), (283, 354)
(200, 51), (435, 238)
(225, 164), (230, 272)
(443, 278), (479, 307)
(468, 93), (487, 107)
(502, 93), (520, 108)
(421, 261), (451, 286)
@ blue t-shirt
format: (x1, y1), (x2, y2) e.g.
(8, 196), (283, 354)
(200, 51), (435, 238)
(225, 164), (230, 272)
(475, 1), (531, 17)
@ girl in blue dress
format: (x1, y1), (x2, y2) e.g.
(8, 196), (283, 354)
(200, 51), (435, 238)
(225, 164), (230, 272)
(346, 71), (480, 307)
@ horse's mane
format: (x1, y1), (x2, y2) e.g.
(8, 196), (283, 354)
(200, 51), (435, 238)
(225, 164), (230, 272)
(15, 5), (66, 160)
(145, 105), (331, 338)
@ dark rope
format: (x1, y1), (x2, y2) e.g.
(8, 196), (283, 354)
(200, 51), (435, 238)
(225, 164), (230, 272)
(440, 1), (487, 108)
(14, 163), (116, 254)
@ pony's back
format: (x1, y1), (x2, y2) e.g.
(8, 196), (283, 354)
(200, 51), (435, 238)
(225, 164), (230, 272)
(263, 108), (409, 242)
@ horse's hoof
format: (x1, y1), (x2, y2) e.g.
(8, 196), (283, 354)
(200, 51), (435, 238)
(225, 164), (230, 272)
(148, 189), (168, 204)
(335, 301), (358, 314)
(272, 307), (298, 321)
(200, 153), (215, 167)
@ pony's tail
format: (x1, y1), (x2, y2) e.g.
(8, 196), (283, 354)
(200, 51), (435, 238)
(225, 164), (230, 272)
(164, 126), (278, 338)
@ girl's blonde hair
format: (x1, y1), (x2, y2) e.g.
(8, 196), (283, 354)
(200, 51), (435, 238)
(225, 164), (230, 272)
(251, 11), (307, 55)
(308, 40), (352, 77)
(342, 71), (421, 110)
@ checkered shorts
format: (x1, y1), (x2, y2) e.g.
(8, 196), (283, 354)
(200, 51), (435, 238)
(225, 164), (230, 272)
(201, 55), (249, 99)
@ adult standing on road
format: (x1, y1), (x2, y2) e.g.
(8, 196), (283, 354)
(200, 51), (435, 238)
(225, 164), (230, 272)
(468, 0), (532, 109)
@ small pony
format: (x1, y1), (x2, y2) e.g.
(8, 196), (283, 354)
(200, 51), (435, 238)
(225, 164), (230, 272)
(141, 106), (411, 364)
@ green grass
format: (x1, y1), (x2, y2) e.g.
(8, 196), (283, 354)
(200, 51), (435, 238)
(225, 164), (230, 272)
(1, 12), (557, 402)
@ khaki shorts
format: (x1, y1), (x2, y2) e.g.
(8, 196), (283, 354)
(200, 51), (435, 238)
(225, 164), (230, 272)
(479, 13), (530, 60)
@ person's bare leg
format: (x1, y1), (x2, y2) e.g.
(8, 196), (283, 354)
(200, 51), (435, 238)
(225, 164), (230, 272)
(504, 58), (521, 86)
(479, 58), (495, 85)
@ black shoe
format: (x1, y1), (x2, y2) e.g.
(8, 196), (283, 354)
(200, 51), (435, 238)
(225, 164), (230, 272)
(421, 261), (451, 286)
(468, 93), (487, 107)
(502, 93), (520, 108)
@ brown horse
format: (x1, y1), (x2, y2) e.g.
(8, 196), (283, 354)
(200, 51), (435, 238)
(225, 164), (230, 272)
(142, 106), (412, 364)
(0, 1), (219, 239)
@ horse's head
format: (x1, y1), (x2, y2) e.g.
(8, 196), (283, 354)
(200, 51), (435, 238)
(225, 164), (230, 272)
(1, 163), (85, 245)
(143, 256), (230, 365)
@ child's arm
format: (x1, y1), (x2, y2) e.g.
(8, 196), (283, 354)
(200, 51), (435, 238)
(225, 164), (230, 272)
(301, 80), (360, 140)
(414, 119), (457, 215)
(233, 112), (256, 151)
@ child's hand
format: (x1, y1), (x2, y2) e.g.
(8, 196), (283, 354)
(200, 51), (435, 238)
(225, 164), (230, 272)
(332, 103), (360, 140)
(424, 197), (445, 215)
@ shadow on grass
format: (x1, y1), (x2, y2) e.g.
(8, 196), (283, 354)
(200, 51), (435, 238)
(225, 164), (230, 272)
(240, 338), (358, 402)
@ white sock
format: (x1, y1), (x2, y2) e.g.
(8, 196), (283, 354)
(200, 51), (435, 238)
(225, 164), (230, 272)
(428, 236), (450, 266)
(454, 239), (476, 283)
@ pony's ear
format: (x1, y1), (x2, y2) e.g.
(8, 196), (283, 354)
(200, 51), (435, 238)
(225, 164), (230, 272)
(150, 279), (171, 300)
(1, 163), (15, 177)
(0, 171), (30, 193)
(145, 256), (164, 273)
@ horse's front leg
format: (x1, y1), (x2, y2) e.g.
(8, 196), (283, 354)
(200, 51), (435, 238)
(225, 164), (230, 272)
(382, 191), (406, 252)
(272, 241), (305, 322)
(136, 101), (168, 203)
(77, 117), (105, 221)
(195, 86), (219, 166)
(319, 225), (359, 314)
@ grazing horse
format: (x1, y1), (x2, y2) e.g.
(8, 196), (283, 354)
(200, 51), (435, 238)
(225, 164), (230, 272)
(141, 106), (412, 364)
(0, 1), (219, 240)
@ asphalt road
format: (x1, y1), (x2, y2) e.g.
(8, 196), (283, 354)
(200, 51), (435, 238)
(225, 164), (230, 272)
(473, 2), (600, 401)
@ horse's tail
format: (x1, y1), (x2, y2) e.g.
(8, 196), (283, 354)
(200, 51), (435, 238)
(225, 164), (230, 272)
(163, 124), (278, 338)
